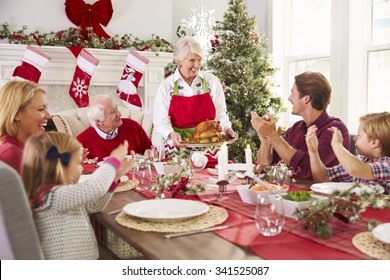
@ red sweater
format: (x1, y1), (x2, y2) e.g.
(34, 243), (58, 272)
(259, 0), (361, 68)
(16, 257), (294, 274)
(77, 118), (152, 161)
(0, 134), (24, 174)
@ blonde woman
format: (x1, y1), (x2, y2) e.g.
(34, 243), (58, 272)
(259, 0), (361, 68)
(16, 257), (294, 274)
(0, 80), (51, 173)
(22, 132), (134, 259)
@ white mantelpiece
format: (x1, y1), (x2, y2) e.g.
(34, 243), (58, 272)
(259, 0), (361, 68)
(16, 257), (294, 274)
(0, 44), (173, 114)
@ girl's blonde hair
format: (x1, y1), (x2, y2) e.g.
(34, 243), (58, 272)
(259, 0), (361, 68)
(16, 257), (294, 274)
(0, 80), (46, 137)
(360, 112), (390, 157)
(22, 132), (82, 201)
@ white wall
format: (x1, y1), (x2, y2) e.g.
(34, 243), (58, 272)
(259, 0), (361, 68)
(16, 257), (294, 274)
(0, 0), (173, 41)
(0, 0), (268, 44)
(0, 0), (270, 115)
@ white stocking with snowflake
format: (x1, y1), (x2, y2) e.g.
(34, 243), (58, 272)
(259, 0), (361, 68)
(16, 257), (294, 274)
(69, 49), (99, 107)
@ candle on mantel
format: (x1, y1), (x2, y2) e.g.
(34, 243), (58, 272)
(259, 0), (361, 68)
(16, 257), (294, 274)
(245, 144), (254, 177)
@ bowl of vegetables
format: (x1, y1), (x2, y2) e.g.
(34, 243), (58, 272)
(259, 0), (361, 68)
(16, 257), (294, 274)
(269, 191), (327, 220)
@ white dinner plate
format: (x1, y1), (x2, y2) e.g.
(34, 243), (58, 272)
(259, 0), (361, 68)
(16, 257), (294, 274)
(122, 199), (209, 222)
(310, 182), (384, 195)
(227, 163), (253, 171)
(372, 223), (390, 244)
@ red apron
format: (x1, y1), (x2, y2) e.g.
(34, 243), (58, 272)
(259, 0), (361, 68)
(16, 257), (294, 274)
(164, 78), (219, 167)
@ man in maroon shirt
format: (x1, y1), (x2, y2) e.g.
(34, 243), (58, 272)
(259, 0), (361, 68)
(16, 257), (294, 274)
(251, 71), (350, 180)
(77, 95), (152, 162)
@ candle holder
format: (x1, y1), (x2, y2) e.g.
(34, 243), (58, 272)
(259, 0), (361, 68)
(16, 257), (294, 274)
(217, 180), (229, 198)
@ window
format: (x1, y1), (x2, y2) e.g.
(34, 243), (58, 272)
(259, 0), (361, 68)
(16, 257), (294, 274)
(271, 0), (390, 132)
(271, 0), (331, 126)
(367, 0), (390, 113)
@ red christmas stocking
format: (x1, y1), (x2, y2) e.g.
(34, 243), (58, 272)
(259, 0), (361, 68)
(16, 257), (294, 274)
(69, 49), (99, 107)
(12, 45), (51, 83)
(117, 50), (149, 110)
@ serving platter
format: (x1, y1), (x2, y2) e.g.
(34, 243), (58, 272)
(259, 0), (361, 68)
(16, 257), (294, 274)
(182, 137), (237, 148)
(122, 199), (209, 222)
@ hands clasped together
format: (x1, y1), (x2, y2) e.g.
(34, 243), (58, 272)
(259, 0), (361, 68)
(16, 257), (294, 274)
(250, 111), (282, 145)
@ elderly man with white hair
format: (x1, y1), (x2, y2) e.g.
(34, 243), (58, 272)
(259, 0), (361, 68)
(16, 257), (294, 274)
(77, 94), (152, 161)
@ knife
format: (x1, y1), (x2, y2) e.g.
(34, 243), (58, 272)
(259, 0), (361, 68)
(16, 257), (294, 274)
(108, 209), (122, 215)
(164, 225), (233, 239)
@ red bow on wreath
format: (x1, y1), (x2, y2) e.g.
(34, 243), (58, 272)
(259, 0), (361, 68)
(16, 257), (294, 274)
(64, 0), (113, 39)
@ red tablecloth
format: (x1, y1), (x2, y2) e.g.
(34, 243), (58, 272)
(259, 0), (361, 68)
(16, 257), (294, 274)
(84, 163), (390, 259)
(197, 187), (390, 260)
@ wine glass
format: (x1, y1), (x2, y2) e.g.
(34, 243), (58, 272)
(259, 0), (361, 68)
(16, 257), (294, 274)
(268, 165), (291, 189)
(134, 162), (152, 191)
(189, 151), (208, 173)
(255, 194), (284, 236)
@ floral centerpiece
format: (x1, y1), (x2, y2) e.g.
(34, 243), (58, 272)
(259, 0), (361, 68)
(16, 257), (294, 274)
(150, 152), (205, 198)
(294, 182), (390, 238)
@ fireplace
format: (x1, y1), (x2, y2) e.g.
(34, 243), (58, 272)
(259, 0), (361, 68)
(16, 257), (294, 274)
(0, 43), (173, 114)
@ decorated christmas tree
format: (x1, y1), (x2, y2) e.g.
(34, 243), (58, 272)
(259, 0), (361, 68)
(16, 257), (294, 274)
(207, 0), (285, 163)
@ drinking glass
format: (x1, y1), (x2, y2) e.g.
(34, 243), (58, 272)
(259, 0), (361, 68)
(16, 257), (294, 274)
(189, 151), (208, 173)
(268, 165), (291, 189)
(134, 162), (152, 191)
(255, 194), (284, 236)
(149, 145), (160, 162)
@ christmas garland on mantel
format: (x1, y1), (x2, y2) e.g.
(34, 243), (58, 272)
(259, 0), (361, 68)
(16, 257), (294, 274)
(0, 22), (174, 54)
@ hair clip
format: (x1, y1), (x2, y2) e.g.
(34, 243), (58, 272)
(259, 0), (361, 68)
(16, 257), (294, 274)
(46, 145), (71, 166)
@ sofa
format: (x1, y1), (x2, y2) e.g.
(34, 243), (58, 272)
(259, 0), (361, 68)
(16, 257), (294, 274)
(52, 107), (161, 146)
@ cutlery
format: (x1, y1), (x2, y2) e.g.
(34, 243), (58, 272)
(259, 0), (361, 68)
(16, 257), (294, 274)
(164, 225), (233, 239)
(108, 209), (122, 215)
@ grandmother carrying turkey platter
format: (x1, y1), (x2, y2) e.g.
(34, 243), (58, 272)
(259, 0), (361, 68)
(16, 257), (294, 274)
(153, 36), (238, 168)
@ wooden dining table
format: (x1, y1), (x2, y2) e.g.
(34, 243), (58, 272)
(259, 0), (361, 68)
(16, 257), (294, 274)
(88, 165), (390, 260)
(92, 190), (260, 260)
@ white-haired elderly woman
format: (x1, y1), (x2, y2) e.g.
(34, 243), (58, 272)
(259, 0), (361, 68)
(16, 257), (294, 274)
(153, 36), (238, 166)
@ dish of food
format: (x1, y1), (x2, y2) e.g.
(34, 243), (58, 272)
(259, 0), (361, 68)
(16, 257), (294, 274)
(269, 193), (327, 219)
(236, 184), (289, 205)
(122, 199), (209, 222)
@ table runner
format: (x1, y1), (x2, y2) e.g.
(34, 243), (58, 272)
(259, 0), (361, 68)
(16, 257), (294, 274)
(85, 163), (390, 260)
(197, 187), (390, 259)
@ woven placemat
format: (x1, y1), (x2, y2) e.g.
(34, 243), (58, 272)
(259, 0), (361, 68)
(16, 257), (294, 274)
(115, 179), (139, 193)
(352, 231), (390, 260)
(115, 205), (228, 233)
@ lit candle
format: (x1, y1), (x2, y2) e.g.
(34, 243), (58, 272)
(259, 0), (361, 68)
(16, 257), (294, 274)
(217, 150), (224, 181)
(221, 142), (228, 179)
(245, 144), (253, 176)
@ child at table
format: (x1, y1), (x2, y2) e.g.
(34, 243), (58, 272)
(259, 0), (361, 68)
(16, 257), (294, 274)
(21, 131), (135, 259)
(306, 112), (390, 194)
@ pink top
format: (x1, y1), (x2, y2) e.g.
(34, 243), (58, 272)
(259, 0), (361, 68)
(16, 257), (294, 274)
(0, 134), (24, 174)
